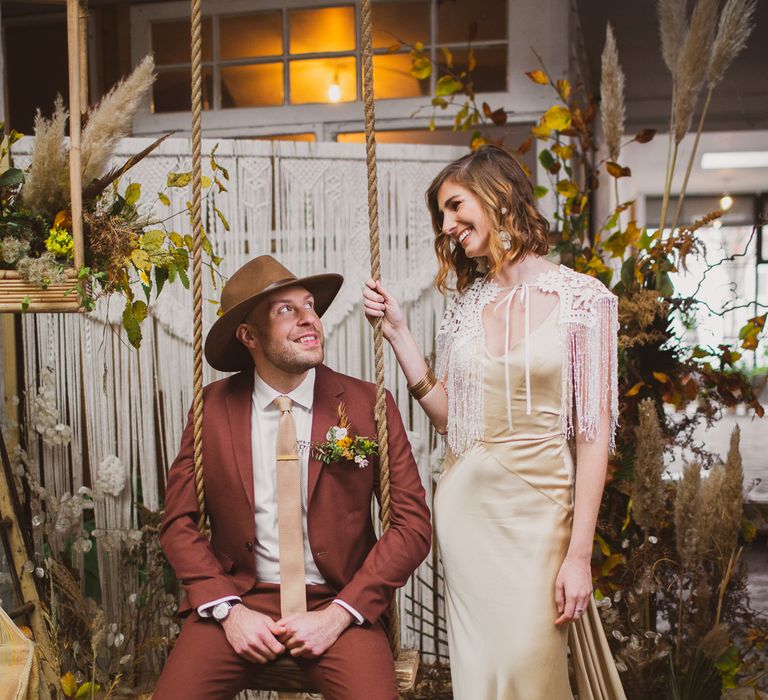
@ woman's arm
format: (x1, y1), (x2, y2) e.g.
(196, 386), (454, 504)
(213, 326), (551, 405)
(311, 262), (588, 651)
(363, 279), (448, 433)
(554, 408), (611, 625)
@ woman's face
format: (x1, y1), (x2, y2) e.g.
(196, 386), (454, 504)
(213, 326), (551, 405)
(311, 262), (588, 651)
(436, 180), (492, 259)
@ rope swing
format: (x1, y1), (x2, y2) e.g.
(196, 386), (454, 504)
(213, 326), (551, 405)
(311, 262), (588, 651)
(188, 0), (417, 692)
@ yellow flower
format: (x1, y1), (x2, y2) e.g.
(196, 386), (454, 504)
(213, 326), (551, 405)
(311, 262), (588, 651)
(336, 436), (352, 449)
(45, 225), (74, 259)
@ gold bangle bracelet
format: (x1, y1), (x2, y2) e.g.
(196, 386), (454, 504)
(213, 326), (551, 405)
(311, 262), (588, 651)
(408, 368), (437, 401)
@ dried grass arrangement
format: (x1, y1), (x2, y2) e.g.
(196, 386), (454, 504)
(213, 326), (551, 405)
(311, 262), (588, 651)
(0, 55), (224, 346)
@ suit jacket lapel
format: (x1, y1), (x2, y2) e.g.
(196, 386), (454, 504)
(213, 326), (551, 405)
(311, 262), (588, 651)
(225, 371), (255, 511)
(308, 365), (344, 504)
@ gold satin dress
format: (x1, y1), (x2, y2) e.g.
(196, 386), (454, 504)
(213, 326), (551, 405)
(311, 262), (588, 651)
(434, 301), (624, 700)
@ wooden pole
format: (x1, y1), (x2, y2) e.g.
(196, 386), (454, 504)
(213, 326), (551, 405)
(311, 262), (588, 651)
(67, 0), (85, 270)
(78, 2), (89, 108)
(0, 433), (60, 690)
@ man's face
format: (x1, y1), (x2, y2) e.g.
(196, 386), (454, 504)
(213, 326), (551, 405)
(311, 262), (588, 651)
(243, 285), (324, 373)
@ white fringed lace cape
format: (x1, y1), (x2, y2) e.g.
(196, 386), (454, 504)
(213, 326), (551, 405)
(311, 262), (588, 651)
(435, 264), (619, 456)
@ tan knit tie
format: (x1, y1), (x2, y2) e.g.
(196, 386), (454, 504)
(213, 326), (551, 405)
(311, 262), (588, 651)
(274, 395), (307, 615)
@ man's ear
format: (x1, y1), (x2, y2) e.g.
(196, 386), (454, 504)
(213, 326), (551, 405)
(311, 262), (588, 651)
(235, 323), (259, 350)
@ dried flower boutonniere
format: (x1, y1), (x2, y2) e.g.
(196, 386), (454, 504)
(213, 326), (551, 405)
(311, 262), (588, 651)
(311, 402), (378, 468)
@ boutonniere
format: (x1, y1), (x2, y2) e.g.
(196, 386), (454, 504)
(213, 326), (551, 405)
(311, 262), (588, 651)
(311, 402), (378, 468)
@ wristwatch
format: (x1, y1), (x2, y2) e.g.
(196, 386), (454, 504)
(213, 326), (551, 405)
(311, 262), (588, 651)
(212, 601), (239, 622)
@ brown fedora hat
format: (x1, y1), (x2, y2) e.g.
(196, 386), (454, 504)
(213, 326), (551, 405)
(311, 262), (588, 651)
(204, 255), (343, 372)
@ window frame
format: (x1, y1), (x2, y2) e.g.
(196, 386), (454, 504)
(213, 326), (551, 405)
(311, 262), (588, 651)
(130, 0), (510, 138)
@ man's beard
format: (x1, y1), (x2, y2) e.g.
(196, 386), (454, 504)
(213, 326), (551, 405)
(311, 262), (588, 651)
(259, 334), (324, 374)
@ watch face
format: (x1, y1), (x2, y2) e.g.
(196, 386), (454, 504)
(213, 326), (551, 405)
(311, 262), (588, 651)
(212, 602), (230, 621)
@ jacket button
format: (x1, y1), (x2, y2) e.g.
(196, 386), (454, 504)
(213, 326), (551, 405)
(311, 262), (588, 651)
(245, 541), (253, 552)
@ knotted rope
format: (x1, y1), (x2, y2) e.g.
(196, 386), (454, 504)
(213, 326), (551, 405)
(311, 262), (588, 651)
(190, 0), (206, 532)
(360, 0), (400, 657)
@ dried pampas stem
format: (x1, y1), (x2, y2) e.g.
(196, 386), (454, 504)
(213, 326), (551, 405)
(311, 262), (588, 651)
(658, 0), (688, 74)
(74, 55), (156, 196)
(659, 0), (718, 233)
(670, 0), (756, 229)
(632, 399), (667, 535)
(21, 96), (69, 215)
(600, 23), (626, 208)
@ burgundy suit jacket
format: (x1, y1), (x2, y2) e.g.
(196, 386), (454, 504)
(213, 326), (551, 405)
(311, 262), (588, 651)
(160, 364), (432, 624)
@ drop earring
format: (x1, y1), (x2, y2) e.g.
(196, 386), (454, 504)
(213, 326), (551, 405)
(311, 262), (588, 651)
(499, 207), (512, 250)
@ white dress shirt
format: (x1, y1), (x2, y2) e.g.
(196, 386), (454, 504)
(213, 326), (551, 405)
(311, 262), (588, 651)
(198, 368), (362, 623)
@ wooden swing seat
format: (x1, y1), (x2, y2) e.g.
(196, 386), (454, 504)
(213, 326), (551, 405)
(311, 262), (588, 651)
(248, 648), (419, 694)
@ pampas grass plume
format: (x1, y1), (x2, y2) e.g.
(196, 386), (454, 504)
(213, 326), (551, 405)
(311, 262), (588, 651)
(21, 96), (69, 214)
(632, 398), (666, 534)
(600, 23), (625, 162)
(714, 426), (743, 557)
(674, 461), (701, 570)
(658, 0), (688, 73)
(76, 55), (156, 194)
(672, 0), (719, 143)
(708, 0), (756, 87)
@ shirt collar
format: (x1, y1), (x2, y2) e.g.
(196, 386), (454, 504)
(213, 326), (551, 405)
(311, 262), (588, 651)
(253, 367), (316, 412)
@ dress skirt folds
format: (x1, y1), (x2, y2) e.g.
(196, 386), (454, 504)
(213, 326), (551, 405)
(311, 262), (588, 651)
(434, 303), (625, 700)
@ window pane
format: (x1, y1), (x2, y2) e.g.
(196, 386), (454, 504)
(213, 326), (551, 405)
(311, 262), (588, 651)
(153, 68), (213, 113)
(372, 1), (430, 49)
(290, 56), (356, 104)
(221, 12), (283, 60)
(289, 6), (355, 54)
(440, 46), (507, 92)
(221, 63), (284, 108)
(152, 19), (212, 65)
(437, 0), (506, 44)
(373, 53), (429, 99)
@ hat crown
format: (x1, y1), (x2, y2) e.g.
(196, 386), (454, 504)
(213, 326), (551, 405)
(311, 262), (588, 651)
(221, 255), (296, 313)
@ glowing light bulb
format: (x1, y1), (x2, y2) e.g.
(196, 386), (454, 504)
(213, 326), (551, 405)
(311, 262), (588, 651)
(328, 82), (341, 103)
(719, 194), (733, 211)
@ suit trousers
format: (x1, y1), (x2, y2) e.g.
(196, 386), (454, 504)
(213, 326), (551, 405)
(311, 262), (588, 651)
(153, 582), (398, 700)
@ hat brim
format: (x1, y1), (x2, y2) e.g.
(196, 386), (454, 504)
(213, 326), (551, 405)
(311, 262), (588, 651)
(204, 273), (344, 372)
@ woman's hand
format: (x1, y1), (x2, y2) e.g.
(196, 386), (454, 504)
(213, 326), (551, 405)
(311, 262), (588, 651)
(362, 278), (406, 341)
(554, 558), (593, 625)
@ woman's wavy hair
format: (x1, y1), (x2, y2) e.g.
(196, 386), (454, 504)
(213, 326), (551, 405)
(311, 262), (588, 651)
(426, 145), (550, 293)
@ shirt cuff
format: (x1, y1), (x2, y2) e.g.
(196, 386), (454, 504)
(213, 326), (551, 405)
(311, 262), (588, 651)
(197, 595), (242, 617)
(332, 599), (364, 625)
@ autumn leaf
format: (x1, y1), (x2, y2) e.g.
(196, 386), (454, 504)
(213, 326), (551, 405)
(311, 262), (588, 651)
(482, 102), (492, 118)
(470, 134), (488, 150)
(552, 144), (573, 160)
(653, 371), (670, 384)
(542, 105), (572, 131)
(490, 108), (507, 126)
(387, 42), (402, 53)
(516, 136), (532, 155)
(530, 123), (551, 140)
(626, 381), (645, 396)
(124, 182), (141, 206)
(601, 553), (625, 576)
(534, 185), (548, 199)
(410, 55), (432, 80)
(556, 179), (579, 199)
(440, 46), (454, 68)
(131, 249), (151, 271)
(467, 48), (477, 72)
(158, 192), (171, 206)
(61, 673), (78, 698)
(525, 70), (549, 85)
(167, 171), (192, 188)
(634, 128), (656, 143)
(436, 75), (462, 97)
(738, 313), (767, 350)
(556, 79), (571, 101)
(606, 162), (632, 178)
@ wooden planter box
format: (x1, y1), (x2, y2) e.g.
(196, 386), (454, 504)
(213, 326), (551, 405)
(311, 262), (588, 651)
(0, 269), (81, 313)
